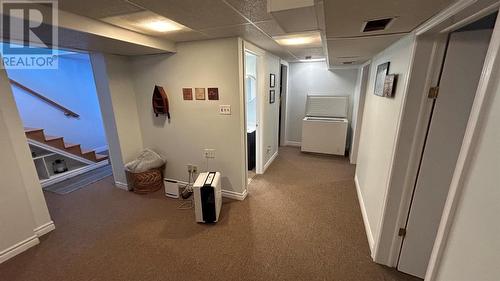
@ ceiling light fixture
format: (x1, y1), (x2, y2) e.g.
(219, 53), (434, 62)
(273, 31), (322, 47)
(101, 11), (188, 35)
(142, 19), (183, 33)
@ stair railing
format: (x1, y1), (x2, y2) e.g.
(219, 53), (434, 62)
(9, 78), (80, 118)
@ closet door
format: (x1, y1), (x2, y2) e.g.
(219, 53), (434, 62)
(397, 28), (493, 278)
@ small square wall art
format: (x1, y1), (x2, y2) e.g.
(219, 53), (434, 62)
(195, 88), (206, 100)
(208, 88), (219, 100)
(183, 88), (193, 100)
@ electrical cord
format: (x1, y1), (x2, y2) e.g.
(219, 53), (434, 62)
(177, 169), (196, 210)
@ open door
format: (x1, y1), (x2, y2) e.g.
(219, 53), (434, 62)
(397, 15), (495, 278)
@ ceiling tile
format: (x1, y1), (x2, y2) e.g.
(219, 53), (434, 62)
(271, 5), (318, 33)
(289, 47), (325, 59)
(223, 0), (273, 22)
(201, 23), (292, 58)
(323, 0), (455, 38)
(58, 0), (144, 19)
(130, 0), (248, 30)
(254, 20), (286, 37)
(315, 1), (326, 31)
(327, 34), (404, 66)
(200, 23), (252, 38)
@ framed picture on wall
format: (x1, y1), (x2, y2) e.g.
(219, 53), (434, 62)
(383, 74), (398, 97)
(269, 90), (275, 104)
(374, 62), (390, 96)
(195, 88), (206, 100)
(208, 87), (219, 100)
(182, 88), (193, 100)
(270, 74), (276, 88)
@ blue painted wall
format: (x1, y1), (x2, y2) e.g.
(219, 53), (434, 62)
(6, 52), (107, 151)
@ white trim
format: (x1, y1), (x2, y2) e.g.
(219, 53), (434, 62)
(40, 159), (109, 188)
(93, 145), (109, 153)
(355, 175), (375, 255)
(262, 151), (278, 173)
(244, 42), (265, 175)
(415, 0), (478, 35)
(115, 181), (129, 190)
(0, 235), (39, 264)
(285, 140), (301, 147)
(441, 2), (500, 33)
(34, 221), (55, 237)
(425, 12), (500, 281)
(222, 189), (248, 201)
(28, 139), (94, 165)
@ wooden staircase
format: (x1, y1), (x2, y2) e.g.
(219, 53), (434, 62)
(25, 128), (108, 162)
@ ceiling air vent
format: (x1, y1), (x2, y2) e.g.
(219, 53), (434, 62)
(362, 18), (394, 32)
(343, 61), (354, 65)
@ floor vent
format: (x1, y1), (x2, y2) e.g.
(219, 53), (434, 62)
(362, 18), (394, 32)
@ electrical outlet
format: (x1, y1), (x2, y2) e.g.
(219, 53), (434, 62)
(267, 146), (271, 154)
(203, 149), (216, 159)
(192, 165), (198, 174)
(187, 164), (193, 173)
(219, 105), (231, 115)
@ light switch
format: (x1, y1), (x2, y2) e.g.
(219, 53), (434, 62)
(219, 105), (231, 115)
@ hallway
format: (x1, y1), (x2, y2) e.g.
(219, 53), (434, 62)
(0, 147), (419, 281)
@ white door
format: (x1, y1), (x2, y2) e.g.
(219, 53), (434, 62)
(397, 28), (493, 278)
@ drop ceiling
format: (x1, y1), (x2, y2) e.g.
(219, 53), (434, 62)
(56, 0), (457, 65)
(323, 0), (455, 66)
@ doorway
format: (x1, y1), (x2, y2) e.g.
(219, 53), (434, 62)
(3, 43), (112, 195)
(245, 50), (259, 181)
(278, 63), (288, 147)
(397, 13), (496, 278)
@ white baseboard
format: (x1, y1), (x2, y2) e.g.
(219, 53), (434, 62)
(0, 235), (39, 264)
(34, 221), (55, 237)
(115, 181), (129, 190)
(263, 151), (278, 173)
(355, 174), (375, 256)
(222, 189), (248, 201)
(285, 140), (301, 147)
(41, 160), (109, 188)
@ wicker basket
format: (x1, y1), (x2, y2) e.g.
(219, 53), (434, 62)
(126, 165), (165, 194)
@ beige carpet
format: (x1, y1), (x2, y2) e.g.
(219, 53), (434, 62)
(0, 147), (421, 281)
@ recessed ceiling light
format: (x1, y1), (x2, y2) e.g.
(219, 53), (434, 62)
(273, 31), (322, 47)
(101, 11), (188, 35)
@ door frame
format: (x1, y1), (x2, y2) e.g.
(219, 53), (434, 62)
(371, 0), (500, 269)
(425, 7), (500, 281)
(243, 42), (265, 176)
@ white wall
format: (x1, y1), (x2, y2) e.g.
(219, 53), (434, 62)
(0, 64), (53, 263)
(355, 35), (416, 250)
(130, 38), (246, 194)
(91, 53), (144, 188)
(286, 62), (358, 145)
(433, 41), (500, 281)
(262, 53), (281, 166)
(350, 64), (370, 164)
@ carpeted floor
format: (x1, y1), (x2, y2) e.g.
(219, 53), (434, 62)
(0, 147), (421, 281)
